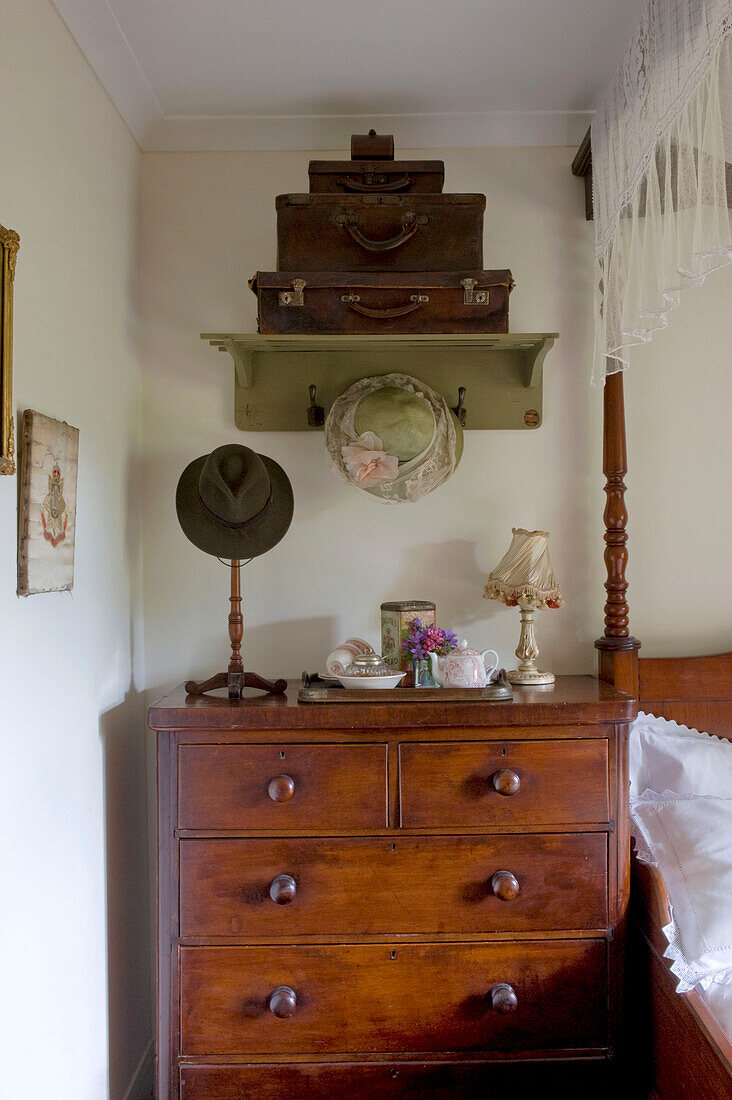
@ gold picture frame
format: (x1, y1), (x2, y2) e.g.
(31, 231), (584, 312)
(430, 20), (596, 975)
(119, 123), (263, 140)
(1, 223), (20, 475)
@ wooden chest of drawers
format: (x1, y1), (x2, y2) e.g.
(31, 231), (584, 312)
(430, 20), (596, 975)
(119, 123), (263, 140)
(149, 677), (635, 1098)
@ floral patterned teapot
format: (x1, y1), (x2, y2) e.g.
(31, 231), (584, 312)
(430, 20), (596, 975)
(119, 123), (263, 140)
(429, 639), (500, 689)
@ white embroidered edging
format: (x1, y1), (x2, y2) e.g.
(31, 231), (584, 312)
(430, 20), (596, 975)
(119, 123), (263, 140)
(631, 791), (732, 991)
(634, 710), (732, 747)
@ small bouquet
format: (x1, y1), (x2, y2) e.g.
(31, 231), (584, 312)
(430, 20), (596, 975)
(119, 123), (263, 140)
(402, 618), (459, 662)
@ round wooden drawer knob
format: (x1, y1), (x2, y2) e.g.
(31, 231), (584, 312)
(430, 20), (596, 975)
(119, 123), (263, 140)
(491, 870), (520, 901)
(269, 985), (297, 1018)
(492, 768), (521, 796)
(269, 874), (297, 905)
(268, 774), (295, 802)
(490, 983), (518, 1013)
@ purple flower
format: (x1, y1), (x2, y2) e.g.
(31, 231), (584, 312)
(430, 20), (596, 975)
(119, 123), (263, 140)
(401, 621), (458, 662)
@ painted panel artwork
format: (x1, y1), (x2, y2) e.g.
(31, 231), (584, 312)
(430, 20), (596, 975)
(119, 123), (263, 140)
(18, 410), (79, 596)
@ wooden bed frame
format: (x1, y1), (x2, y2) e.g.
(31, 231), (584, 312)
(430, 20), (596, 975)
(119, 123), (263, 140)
(590, 326), (731, 1094)
(628, 653), (732, 1100)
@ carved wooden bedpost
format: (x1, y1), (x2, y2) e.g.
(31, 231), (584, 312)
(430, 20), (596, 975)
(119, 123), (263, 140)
(595, 368), (641, 696)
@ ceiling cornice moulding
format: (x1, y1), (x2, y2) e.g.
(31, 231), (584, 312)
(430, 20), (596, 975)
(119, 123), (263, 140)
(143, 111), (593, 152)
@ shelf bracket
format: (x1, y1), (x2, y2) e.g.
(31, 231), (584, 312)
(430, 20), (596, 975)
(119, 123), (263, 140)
(522, 337), (554, 388)
(220, 339), (253, 388)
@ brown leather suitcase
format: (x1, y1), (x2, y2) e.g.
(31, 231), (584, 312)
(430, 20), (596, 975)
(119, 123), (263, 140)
(309, 159), (445, 194)
(349, 130), (395, 159)
(276, 194), (485, 272)
(309, 130), (444, 193)
(249, 270), (513, 335)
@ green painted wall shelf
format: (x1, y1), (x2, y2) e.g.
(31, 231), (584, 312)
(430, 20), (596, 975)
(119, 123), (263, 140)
(201, 332), (558, 432)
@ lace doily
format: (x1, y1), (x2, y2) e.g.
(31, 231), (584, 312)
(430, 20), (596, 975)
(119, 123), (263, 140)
(592, 0), (732, 382)
(324, 374), (459, 503)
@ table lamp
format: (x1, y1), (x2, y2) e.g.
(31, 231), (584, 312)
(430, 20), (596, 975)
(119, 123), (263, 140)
(483, 527), (563, 686)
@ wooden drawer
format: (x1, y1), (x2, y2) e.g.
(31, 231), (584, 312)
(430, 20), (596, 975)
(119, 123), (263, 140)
(399, 740), (609, 827)
(180, 941), (608, 1056)
(179, 833), (608, 937)
(178, 743), (387, 830)
(180, 1060), (615, 1099)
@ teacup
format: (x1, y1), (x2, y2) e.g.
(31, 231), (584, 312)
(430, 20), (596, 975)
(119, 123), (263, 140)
(326, 637), (374, 675)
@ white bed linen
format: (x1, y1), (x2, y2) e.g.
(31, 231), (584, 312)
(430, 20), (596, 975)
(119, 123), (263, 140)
(699, 973), (732, 1042)
(629, 711), (732, 1020)
(629, 710), (732, 799)
(631, 792), (732, 990)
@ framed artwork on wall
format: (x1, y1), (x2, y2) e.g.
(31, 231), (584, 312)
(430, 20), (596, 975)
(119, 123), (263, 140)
(17, 410), (79, 596)
(0, 223), (20, 476)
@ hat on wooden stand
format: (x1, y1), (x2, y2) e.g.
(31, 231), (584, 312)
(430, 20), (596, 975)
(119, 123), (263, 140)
(175, 443), (294, 698)
(176, 443), (293, 560)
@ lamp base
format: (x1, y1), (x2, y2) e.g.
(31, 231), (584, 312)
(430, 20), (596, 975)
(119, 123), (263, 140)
(508, 601), (555, 686)
(506, 667), (555, 686)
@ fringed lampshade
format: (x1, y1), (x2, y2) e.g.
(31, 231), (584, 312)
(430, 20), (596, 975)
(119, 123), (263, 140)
(484, 528), (563, 685)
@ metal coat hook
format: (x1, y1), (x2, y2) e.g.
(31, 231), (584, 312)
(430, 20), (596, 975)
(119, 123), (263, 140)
(451, 386), (467, 427)
(307, 384), (325, 427)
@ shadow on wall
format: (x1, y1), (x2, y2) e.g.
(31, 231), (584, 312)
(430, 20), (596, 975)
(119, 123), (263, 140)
(151, 614), (339, 692)
(386, 538), (504, 629)
(101, 688), (154, 1100)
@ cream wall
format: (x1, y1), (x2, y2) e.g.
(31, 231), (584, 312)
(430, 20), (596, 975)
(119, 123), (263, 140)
(139, 147), (599, 692)
(140, 148), (732, 695)
(626, 269), (732, 655)
(0, 2), (151, 1099)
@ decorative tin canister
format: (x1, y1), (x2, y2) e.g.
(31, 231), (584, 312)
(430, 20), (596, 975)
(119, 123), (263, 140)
(380, 600), (436, 671)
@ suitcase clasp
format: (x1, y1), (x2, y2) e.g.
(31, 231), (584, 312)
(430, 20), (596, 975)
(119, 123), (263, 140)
(278, 279), (306, 307)
(461, 278), (490, 306)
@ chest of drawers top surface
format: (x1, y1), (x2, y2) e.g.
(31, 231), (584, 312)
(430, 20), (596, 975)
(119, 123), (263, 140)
(148, 675), (635, 734)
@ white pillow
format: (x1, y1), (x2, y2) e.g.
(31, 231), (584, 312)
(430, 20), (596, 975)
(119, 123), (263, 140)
(629, 711), (732, 799)
(631, 793), (732, 991)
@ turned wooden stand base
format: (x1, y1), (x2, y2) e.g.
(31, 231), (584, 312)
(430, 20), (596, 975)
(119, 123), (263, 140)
(184, 559), (287, 700)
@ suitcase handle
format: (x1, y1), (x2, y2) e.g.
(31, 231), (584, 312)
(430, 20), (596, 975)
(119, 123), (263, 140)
(341, 214), (422, 252)
(338, 174), (413, 193)
(341, 293), (428, 319)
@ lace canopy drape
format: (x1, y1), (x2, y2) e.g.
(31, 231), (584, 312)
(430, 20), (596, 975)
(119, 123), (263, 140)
(592, 0), (732, 383)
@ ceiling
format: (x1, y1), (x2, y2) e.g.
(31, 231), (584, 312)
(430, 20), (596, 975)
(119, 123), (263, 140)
(52, 0), (645, 151)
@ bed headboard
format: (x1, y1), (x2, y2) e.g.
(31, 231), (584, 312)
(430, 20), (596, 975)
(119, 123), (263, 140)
(639, 652), (732, 739)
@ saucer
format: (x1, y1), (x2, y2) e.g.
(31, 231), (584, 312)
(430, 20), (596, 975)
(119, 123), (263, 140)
(337, 672), (406, 690)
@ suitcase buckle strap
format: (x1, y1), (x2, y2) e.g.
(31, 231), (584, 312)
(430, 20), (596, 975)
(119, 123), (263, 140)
(278, 279), (306, 307)
(461, 278), (490, 306)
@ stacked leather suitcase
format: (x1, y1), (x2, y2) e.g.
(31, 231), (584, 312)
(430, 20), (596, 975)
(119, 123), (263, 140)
(250, 131), (513, 335)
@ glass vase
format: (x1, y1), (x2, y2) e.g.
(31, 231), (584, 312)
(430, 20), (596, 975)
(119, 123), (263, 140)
(412, 659), (435, 688)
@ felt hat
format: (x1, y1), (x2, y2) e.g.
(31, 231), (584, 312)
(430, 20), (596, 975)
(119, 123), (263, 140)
(176, 443), (293, 559)
(324, 373), (463, 503)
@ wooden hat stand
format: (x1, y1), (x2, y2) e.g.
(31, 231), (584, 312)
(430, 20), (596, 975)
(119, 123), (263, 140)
(185, 559), (287, 700)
